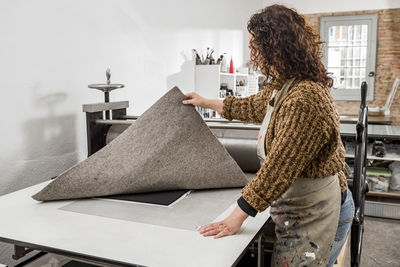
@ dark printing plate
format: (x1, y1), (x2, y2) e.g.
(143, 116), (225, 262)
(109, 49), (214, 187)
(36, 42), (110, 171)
(63, 261), (100, 267)
(101, 190), (190, 206)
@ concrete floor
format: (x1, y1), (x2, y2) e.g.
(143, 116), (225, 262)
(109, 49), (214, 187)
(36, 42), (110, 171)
(343, 216), (400, 267)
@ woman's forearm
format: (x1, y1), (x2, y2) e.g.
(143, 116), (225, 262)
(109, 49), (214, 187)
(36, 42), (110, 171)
(205, 99), (223, 113)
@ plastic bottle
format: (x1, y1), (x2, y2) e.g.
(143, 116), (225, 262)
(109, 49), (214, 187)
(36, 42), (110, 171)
(220, 54), (227, 73)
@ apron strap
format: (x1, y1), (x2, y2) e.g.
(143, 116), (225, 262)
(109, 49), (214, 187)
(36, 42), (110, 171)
(257, 78), (296, 162)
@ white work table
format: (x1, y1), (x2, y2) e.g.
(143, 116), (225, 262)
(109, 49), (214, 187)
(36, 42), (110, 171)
(0, 181), (270, 267)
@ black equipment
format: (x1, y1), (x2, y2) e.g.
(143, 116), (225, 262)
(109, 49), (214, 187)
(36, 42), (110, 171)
(351, 81), (369, 267)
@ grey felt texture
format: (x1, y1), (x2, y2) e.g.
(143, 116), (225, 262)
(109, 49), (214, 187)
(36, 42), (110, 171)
(60, 188), (241, 231)
(32, 87), (249, 201)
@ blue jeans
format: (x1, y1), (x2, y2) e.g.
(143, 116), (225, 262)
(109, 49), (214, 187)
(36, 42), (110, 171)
(328, 189), (355, 266)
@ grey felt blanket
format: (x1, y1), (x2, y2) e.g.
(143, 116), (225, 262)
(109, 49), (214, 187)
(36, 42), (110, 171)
(32, 87), (249, 201)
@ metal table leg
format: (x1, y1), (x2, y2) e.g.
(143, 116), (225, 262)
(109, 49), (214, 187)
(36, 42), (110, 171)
(257, 234), (264, 267)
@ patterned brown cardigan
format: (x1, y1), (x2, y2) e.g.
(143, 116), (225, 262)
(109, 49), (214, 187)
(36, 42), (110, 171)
(223, 79), (347, 212)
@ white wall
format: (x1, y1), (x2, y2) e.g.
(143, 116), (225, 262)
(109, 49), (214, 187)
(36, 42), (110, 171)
(262, 0), (400, 14)
(0, 0), (263, 264)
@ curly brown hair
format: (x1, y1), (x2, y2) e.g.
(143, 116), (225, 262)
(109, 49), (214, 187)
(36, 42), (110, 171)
(248, 5), (333, 87)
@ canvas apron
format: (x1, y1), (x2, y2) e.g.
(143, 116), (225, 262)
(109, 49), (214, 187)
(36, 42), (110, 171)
(257, 79), (341, 266)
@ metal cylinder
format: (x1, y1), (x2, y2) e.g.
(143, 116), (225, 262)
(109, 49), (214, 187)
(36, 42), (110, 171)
(105, 122), (261, 173)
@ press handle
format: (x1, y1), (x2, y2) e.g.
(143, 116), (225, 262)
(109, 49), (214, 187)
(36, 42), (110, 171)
(361, 81), (368, 108)
(106, 68), (111, 85)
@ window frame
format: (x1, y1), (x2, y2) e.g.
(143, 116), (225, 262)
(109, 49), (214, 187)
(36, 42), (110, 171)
(320, 14), (378, 101)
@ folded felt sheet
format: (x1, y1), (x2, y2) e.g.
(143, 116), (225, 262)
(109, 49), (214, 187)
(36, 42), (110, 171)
(32, 87), (249, 201)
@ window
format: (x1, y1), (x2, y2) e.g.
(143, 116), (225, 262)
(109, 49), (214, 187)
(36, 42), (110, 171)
(320, 14), (378, 101)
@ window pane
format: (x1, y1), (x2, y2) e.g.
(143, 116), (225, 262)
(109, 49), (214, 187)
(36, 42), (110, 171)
(326, 23), (368, 90)
(347, 47), (353, 58)
(354, 47), (360, 58)
(355, 25), (361, 40)
(346, 78), (352, 88)
(328, 47), (343, 67)
(361, 47), (367, 59)
(361, 25), (368, 46)
(340, 78), (345, 88)
(348, 26), (354, 47)
(354, 78), (361, 88)
(341, 47), (346, 58)
(341, 26), (348, 40)
(329, 27), (334, 39)
(335, 26), (341, 40)
(347, 60), (353, 67)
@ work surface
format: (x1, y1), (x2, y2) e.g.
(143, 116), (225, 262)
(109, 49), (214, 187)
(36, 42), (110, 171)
(205, 120), (400, 139)
(0, 182), (270, 267)
(340, 124), (400, 139)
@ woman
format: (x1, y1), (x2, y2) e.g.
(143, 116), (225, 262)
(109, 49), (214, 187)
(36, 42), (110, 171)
(183, 5), (354, 267)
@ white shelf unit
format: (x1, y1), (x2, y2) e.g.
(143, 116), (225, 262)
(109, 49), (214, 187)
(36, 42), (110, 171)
(344, 142), (400, 162)
(343, 136), (400, 219)
(194, 64), (263, 119)
(345, 154), (400, 162)
(195, 65), (261, 99)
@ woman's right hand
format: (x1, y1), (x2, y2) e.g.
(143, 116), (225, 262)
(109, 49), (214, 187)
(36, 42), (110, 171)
(182, 92), (207, 108)
(183, 92), (223, 113)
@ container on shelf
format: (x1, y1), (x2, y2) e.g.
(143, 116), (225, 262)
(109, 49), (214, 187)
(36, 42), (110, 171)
(219, 83), (228, 98)
(341, 131), (400, 219)
(229, 57), (234, 74)
(220, 53), (228, 73)
(236, 86), (247, 97)
(196, 107), (222, 119)
(366, 167), (392, 192)
(389, 162), (400, 191)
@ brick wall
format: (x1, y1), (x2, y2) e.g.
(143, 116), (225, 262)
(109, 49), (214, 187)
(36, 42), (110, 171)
(304, 8), (400, 124)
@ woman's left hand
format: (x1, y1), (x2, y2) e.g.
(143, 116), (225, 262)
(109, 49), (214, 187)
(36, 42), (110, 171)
(198, 205), (249, 239)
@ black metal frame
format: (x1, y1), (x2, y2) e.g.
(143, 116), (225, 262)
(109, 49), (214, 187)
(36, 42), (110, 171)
(85, 108), (127, 156)
(351, 81), (369, 267)
(0, 237), (139, 267)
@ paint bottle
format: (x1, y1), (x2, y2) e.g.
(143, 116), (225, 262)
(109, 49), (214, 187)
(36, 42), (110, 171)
(221, 53), (227, 73)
